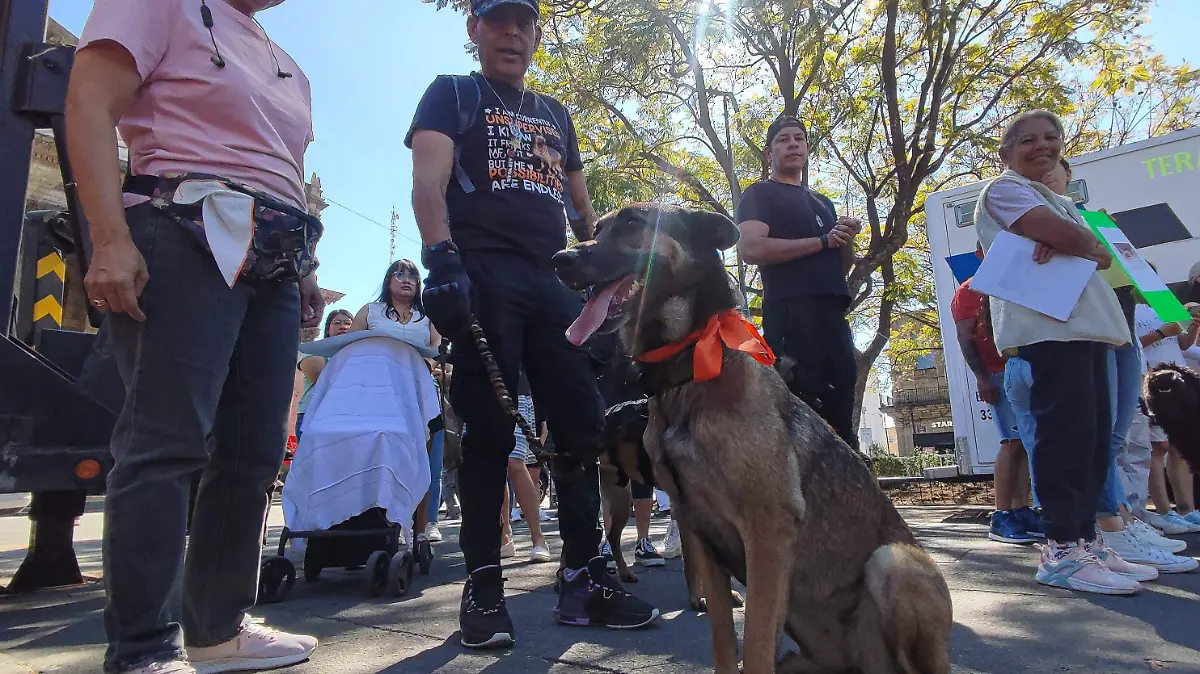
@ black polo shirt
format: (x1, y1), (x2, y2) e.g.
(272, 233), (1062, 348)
(735, 180), (850, 307)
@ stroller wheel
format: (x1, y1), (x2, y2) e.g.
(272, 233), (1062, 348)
(417, 538), (434, 576)
(258, 556), (296, 604)
(389, 549), (415, 597)
(365, 550), (390, 597)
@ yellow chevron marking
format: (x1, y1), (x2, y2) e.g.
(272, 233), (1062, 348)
(36, 252), (65, 281)
(32, 295), (63, 325)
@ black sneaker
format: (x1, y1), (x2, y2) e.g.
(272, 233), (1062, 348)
(554, 557), (660, 629)
(634, 538), (665, 567)
(460, 566), (515, 649)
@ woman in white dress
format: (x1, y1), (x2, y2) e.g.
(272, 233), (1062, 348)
(282, 260), (441, 573)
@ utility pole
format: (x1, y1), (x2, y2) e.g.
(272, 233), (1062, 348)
(389, 206), (398, 263)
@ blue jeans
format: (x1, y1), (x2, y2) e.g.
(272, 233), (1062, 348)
(1098, 342), (1140, 515)
(103, 205), (300, 672)
(427, 430), (444, 523)
(1003, 358), (1040, 509)
(294, 412), (305, 446)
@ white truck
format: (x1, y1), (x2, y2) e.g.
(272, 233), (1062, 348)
(925, 127), (1200, 477)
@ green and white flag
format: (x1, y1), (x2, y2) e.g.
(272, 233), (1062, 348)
(1080, 209), (1191, 324)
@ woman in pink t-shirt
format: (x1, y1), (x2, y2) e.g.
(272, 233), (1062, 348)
(65, 1), (320, 672)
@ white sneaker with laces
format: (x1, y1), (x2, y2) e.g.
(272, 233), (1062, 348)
(1104, 528), (1197, 573)
(188, 616), (317, 673)
(1035, 540), (1141, 595)
(1088, 535), (1158, 581)
(510, 508), (522, 523)
(529, 545), (552, 563)
(500, 539), (516, 559)
(426, 522), (443, 543)
(1143, 510), (1192, 535)
(1127, 519), (1188, 553)
(128, 661), (196, 674)
(1180, 510), (1200, 528)
(1163, 511), (1200, 533)
(539, 509), (552, 522)
(661, 520), (682, 559)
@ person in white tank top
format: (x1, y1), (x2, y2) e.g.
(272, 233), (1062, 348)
(351, 259), (440, 350)
(347, 259), (441, 564)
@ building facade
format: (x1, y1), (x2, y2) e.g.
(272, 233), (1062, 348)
(883, 348), (954, 457)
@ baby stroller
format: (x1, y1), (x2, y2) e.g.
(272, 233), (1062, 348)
(262, 335), (440, 603)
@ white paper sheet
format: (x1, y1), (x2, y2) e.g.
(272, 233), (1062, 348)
(970, 230), (1097, 321)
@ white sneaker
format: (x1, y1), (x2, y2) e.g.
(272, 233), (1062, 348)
(510, 508), (522, 523)
(539, 509), (552, 522)
(127, 662), (196, 674)
(1035, 540), (1141, 595)
(661, 520), (682, 559)
(1127, 519), (1188, 553)
(1091, 534), (1159, 581)
(1163, 511), (1200, 533)
(529, 545), (552, 563)
(188, 616), (318, 673)
(500, 539), (516, 559)
(1180, 510), (1200, 528)
(426, 522), (443, 543)
(1142, 510), (1191, 535)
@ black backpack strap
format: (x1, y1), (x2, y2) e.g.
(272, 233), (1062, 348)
(449, 74), (482, 194)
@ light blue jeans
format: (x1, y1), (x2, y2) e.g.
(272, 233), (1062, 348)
(1003, 358), (1040, 509)
(1005, 342), (1141, 516)
(1099, 342), (1141, 516)
(427, 429), (444, 523)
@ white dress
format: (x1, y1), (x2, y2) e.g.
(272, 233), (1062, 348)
(282, 303), (438, 544)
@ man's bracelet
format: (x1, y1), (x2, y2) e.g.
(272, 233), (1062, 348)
(820, 233), (829, 250)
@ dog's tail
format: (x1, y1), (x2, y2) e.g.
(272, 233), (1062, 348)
(856, 543), (953, 674)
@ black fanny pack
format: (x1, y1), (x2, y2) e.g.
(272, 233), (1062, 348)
(124, 173), (322, 282)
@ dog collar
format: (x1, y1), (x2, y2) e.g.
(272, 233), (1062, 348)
(636, 309), (775, 384)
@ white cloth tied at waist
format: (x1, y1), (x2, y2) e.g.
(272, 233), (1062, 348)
(172, 180), (255, 288)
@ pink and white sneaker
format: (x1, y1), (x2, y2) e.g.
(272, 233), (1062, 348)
(127, 662), (196, 674)
(188, 616), (317, 673)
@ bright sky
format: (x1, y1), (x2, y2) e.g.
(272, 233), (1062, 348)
(47, 0), (1200, 317)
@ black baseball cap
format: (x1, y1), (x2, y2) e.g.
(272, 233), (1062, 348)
(766, 115), (807, 146)
(471, 0), (539, 17)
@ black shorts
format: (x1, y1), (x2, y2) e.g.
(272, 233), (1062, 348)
(630, 480), (654, 500)
(449, 251), (604, 459)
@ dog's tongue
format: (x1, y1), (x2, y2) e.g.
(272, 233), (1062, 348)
(566, 282), (621, 347)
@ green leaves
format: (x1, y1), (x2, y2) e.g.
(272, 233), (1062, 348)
(431, 0), (1192, 430)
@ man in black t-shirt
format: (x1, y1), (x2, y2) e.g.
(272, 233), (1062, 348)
(405, 0), (658, 650)
(736, 115), (863, 450)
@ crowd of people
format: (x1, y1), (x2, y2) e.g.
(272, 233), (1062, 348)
(953, 111), (1199, 595)
(61, 0), (1196, 672)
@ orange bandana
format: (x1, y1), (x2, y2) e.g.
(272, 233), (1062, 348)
(636, 309), (776, 382)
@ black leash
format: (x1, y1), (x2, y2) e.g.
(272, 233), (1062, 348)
(467, 321), (550, 460)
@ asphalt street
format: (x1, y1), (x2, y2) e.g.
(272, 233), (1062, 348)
(1, 502), (1198, 673)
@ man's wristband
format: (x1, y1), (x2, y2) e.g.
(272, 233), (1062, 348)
(1152, 328), (1165, 341)
(421, 239), (459, 267)
(819, 233), (829, 250)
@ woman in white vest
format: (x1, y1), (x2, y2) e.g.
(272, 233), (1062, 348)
(974, 110), (1135, 595)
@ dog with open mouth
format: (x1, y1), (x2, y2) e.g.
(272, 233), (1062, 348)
(553, 204), (952, 674)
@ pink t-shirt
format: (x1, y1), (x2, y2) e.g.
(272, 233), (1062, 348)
(79, 0), (313, 210)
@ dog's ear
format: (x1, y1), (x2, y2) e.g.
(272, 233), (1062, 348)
(685, 209), (740, 251)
